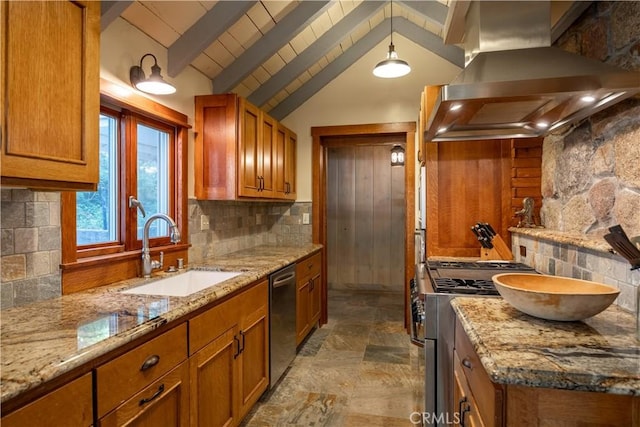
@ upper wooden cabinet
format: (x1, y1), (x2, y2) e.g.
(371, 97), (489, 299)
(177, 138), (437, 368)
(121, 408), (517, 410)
(0, 1), (100, 191)
(194, 94), (297, 201)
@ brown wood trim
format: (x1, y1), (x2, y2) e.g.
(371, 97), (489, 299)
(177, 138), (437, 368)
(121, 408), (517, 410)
(311, 122), (416, 331)
(100, 78), (190, 128)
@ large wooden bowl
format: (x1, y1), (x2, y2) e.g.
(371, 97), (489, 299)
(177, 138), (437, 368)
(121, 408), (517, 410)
(492, 273), (620, 321)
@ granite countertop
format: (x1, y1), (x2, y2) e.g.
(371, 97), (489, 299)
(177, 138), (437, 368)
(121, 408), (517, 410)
(0, 244), (322, 404)
(451, 297), (640, 395)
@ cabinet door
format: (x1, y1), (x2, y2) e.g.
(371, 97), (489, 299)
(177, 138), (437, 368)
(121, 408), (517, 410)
(237, 300), (269, 419)
(99, 362), (190, 427)
(284, 130), (297, 199)
(309, 273), (321, 325)
(2, 373), (93, 427)
(453, 353), (486, 427)
(274, 124), (287, 198)
(190, 327), (239, 427)
(238, 98), (262, 197)
(259, 113), (275, 197)
(296, 278), (311, 346)
(0, 1), (99, 191)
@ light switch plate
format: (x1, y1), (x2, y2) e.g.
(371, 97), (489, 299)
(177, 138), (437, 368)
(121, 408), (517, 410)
(200, 215), (210, 230)
(302, 213), (310, 224)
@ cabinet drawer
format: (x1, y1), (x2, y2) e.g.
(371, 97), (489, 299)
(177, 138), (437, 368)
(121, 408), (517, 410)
(455, 318), (503, 426)
(190, 280), (268, 354)
(296, 252), (321, 283)
(96, 323), (187, 418)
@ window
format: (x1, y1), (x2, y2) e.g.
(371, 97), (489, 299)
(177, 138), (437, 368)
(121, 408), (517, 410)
(61, 82), (189, 294)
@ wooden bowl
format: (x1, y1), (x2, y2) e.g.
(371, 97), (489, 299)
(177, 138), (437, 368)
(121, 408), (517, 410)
(492, 273), (620, 321)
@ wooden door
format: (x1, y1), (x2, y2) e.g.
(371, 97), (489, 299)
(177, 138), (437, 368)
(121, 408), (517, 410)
(237, 301), (269, 419)
(259, 113), (275, 197)
(425, 139), (511, 257)
(99, 362), (190, 427)
(189, 327), (239, 427)
(285, 130), (297, 199)
(238, 98), (261, 197)
(1, 1), (99, 190)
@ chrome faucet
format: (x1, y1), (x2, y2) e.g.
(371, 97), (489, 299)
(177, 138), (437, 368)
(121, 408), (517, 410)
(142, 213), (181, 278)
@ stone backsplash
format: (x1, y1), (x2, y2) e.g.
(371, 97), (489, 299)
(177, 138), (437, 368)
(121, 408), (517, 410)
(512, 229), (639, 313)
(0, 188), (312, 309)
(188, 199), (312, 263)
(540, 1), (640, 238)
(1, 189), (61, 309)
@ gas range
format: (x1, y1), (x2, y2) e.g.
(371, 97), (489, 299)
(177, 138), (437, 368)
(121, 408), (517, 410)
(426, 260), (536, 295)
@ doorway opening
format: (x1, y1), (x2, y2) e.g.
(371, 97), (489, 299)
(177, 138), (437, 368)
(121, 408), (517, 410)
(311, 122), (416, 329)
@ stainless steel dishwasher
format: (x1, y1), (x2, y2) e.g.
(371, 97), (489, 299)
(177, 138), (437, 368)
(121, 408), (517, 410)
(269, 263), (296, 388)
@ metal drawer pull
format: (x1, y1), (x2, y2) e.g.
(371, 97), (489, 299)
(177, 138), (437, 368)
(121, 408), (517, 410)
(234, 335), (241, 359)
(139, 384), (165, 406)
(140, 354), (160, 371)
(462, 358), (473, 370)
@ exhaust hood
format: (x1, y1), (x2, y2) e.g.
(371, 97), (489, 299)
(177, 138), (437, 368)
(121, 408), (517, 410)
(425, 1), (640, 142)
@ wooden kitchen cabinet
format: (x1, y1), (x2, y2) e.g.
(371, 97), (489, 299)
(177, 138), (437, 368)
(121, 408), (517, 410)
(194, 94), (296, 201)
(296, 251), (322, 345)
(0, 1), (100, 191)
(98, 362), (190, 427)
(274, 123), (297, 199)
(1, 372), (93, 427)
(189, 279), (269, 427)
(455, 318), (640, 427)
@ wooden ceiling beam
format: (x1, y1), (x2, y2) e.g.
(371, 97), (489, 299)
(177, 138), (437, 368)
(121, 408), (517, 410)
(248, 1), (386, 108)
(397, 0), (448, 28)
(167, 1), (257, 78)
(101, 1), (133, 32)
(212, 1), (332, 94)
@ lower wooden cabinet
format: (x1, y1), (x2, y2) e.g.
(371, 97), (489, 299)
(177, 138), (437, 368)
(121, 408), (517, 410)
(1, 373), (93, 427)
(454, 318), (640, 427)
(296, 252), (322, 345)
(98, 362), (190, 427)
(189, 279), (269, 427)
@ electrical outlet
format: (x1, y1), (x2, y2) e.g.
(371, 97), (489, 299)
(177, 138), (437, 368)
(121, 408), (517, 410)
(302, 213), (310, 225)
(200, 215), (210, 230)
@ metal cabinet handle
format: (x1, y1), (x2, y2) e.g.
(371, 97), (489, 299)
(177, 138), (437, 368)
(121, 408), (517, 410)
(458, 396), (467, 423)
(460, 401), (471, 427)
(140, 354), (160, 371)
(139, 384), (165, 406)
(309, 278), (314, 291)
(462, 358), (473, 370)
(239, 330), (245, 353)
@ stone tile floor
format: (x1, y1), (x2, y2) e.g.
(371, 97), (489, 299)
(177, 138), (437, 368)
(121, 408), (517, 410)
(242, 289), (425, 426)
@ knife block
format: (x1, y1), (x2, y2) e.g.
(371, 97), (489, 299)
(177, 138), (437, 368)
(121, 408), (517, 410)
(480, 234), (513, 261)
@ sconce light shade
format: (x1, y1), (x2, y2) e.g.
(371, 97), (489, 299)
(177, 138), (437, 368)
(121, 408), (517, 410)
(390, 145), (405, 166)
(130, 53), (176, 95)
(373, 43), (411, 78)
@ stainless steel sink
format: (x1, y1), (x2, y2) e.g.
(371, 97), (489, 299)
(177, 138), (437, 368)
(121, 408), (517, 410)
(121, 270), (243, 297)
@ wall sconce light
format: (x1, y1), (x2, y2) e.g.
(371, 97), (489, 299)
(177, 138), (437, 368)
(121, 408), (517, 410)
(130, 53), (176, 95)
(390, 145), (405, 166)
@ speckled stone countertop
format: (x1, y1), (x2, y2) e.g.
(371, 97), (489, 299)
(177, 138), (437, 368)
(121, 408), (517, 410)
(509, 227), (614, 253)
(451, 297), (640, 395)
(0, 244), (322, 404)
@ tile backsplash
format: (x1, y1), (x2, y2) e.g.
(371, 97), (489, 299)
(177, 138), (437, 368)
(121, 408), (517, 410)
(0, 189), (312, 309)
(188, 199), (312, 263)
(1, 189), (61, 309)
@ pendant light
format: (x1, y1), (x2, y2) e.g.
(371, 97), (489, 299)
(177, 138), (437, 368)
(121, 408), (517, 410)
(373, 0), (411, 79)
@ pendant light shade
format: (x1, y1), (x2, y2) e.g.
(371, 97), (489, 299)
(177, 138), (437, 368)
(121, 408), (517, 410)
(373, 0), (410, 79)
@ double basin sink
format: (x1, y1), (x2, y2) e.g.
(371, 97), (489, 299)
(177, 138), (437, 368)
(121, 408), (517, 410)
(121, 270), (244, 297)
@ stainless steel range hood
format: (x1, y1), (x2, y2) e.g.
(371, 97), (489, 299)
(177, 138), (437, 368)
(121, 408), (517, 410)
(425, 1), (640, 142)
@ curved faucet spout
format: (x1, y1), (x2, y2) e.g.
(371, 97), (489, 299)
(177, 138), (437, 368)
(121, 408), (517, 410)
(142, 213), (181, 277)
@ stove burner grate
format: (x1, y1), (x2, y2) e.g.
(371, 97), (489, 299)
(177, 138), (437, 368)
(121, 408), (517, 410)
(432, 278), (500, 295)
(428, 260), (535, 270)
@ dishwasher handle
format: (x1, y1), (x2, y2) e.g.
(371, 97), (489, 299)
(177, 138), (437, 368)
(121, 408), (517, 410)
(272, 273), (295, 288)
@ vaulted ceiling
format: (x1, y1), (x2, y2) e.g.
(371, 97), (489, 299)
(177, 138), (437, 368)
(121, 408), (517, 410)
(101, 1), (588, 120)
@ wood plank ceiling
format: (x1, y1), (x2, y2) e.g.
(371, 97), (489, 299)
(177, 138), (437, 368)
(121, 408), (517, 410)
(101, 1), (586, 120)
(102, 0), (460, 120)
